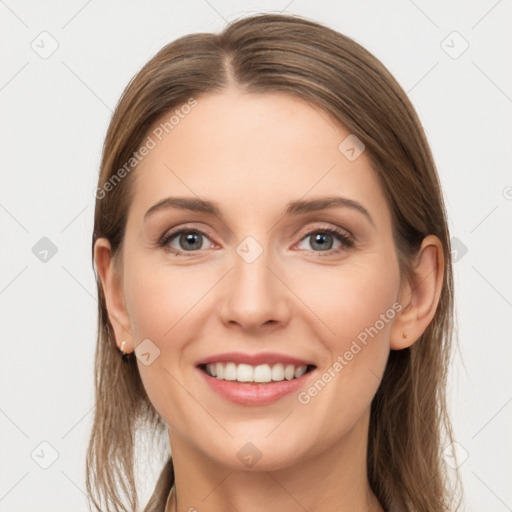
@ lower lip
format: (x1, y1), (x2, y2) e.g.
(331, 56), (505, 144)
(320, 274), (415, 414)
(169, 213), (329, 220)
(197, 367), (315, 406)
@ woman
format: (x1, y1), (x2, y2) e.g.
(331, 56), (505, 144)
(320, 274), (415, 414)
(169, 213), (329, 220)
(87, 13), (461, 512)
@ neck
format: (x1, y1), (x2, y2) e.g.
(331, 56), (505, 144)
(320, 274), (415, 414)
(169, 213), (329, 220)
(167, 410), (384, 512)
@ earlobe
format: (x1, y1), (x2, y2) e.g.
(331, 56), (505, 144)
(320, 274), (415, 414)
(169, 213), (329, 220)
(390, 235), (445, 350)
(93, 238), (134, 354)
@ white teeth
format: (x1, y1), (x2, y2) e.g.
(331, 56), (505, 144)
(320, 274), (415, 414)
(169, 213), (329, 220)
(271, 363), (284, 381)
(294, 365), (307, 378)
(254, 364), (272, 383)
(224, 362), (237, 381)
(204, 362), (310, 383)
(284, 364), (295, 380)
(237, 364), (253, 382)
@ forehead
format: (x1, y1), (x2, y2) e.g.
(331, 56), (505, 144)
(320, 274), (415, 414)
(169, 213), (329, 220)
(129, 90), (391, 228)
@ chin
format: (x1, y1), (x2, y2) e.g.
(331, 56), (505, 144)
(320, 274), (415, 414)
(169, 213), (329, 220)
(197, 435), (313, 473)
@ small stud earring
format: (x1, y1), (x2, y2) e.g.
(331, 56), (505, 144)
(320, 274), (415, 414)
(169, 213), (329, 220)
(119, 340), (131, 362)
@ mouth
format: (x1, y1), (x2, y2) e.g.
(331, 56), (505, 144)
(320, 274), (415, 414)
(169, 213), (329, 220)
(195, 351), (318, 405)
(198, 362), (317, 383)
(197, 362), (317, 406)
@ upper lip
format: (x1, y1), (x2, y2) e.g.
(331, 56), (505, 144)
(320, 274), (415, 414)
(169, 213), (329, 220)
(196, 351), (316, 367)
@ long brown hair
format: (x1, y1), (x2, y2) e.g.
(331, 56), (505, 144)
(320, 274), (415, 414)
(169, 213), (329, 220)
(87, 12), (461, 512)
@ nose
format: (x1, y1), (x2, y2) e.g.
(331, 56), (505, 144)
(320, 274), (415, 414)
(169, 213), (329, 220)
(218, 240), (291, 333)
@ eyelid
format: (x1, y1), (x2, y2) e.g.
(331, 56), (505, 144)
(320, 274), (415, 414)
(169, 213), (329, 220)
(293, 223), (355, 255)
(157, 225), (217, 256)
(158, 221), (355, 255)
(294, 222), (353, 242)
(158, 222), (214, 244)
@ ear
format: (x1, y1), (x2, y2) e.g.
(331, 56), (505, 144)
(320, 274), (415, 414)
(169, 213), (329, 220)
(93, 237), (134, 354)
(390, 234), (445, 350)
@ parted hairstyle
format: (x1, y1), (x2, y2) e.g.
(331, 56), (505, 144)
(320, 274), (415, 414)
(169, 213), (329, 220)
(87, 12), (462, 512)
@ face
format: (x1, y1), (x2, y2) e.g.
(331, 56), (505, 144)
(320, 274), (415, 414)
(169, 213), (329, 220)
(114, 89), (403, 471)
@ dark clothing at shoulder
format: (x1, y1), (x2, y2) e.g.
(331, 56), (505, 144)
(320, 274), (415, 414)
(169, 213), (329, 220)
(143, 457), (174, 512)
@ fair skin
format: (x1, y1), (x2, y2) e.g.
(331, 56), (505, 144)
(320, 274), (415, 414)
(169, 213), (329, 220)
(94, 88), (444, 512)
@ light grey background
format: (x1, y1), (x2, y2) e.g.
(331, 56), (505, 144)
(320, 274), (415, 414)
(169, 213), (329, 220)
(1, 1), (511, 511)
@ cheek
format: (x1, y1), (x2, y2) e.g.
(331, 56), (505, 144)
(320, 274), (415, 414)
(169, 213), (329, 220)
(124, 259), (208, 342)
(122, 260), (207, 421)
(292, 265), (398, 430)
(293, 260), (399, 351)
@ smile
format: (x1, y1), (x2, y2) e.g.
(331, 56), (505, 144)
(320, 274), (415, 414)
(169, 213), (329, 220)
(195, 352), (318, 406)
(201, 362), (314, 383)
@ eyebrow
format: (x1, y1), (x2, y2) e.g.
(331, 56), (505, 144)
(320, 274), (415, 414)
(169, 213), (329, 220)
(144, 196), (375, 227)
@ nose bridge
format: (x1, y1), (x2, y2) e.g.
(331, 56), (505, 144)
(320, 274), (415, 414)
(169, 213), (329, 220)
(220, 234), (288, 330)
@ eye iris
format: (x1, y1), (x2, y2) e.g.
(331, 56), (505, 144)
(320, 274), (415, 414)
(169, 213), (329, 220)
(180, 232), (202, 250)
(311, 233), (333, 251)
(168, 229), (344, 253)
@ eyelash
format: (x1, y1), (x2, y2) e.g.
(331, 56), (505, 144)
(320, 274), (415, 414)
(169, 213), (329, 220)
(157, 224), (355, 257)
